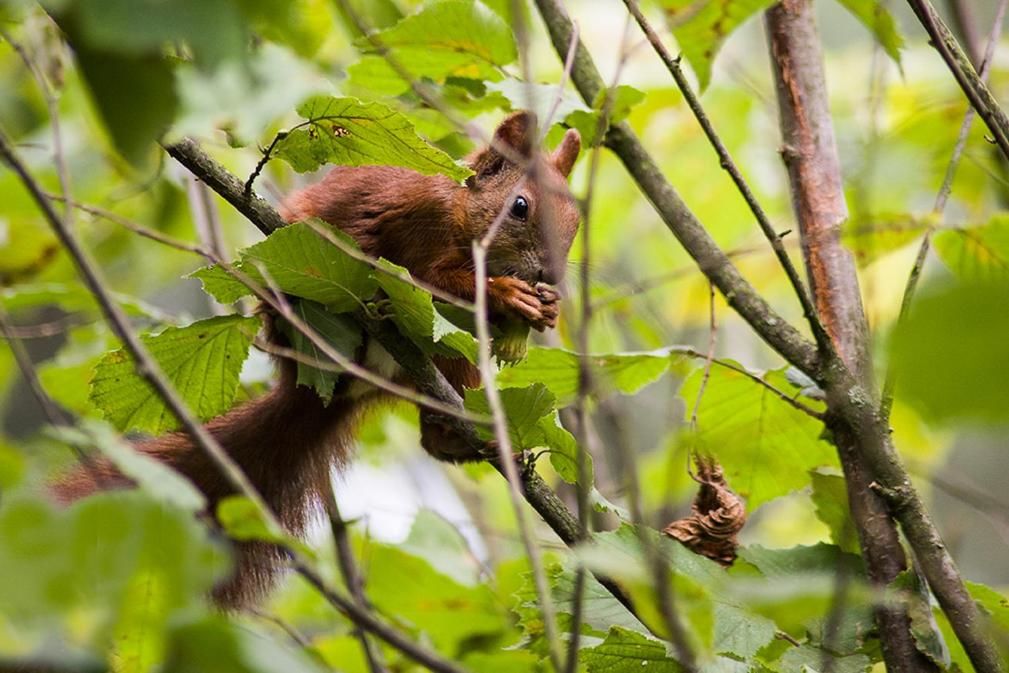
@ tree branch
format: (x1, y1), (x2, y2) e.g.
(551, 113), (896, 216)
(764, 3), (938, 671)
(164, 138), (286, 236)
(905, 0), (1009, 162)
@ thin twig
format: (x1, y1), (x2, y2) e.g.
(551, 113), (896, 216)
(562, 18), (630, 671)
(0, 26), (73, 227)
(324, 488), (388, 673)
(0, 306), (69, 428)
(688, 283), (717, 430)
(881, 0), (1008, 420)
(248, 608), (313, 649)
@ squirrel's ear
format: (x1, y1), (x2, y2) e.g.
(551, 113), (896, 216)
(492, 110), (537, 158)
(467, 111), (538, 185)
(551, 128), (581, 178)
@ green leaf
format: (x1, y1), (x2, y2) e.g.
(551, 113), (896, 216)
(660, 0), (777, 91)
(575, 525), (778, 659)
(189, 264), (251, 304)
(68, 40), (178, 165)
(580, 627), (682, 673)
(164, 616), (327, 673)
(566, 85), (646, 147)
(361, 541), (508, 650)
(778, 643), (872, 673)
(373, 259), (478, 363)
(217, 495), (283, 543)
(89, 315), (259, 434)
(72, 0), (247, 66)
(934, 215), (1009, 280)
(496, 346), (677, 407)
(809, 468), (859, 553)
(464, 383), (556, 449)
(459, 385), (593, 484)
(537, 412), (593, 487)
(678, 364), (834, 508)
(351, 0), (516, 90)
(484, 78), (589, 127)
(237, 0), (332, 58)
(0, 492), (224, 625)
(834, 0), (905, 66)
(895, 570), (950, 668)
(547, 562), (651, 637)
(279, 299), (363, 404)
(48, 419), (206, 513)
(401, 509), (478, 585)
(273, 96), (472, 181)
(843, 212), (931, 267)
(735, 543), (872, 644)
(194, 223), (380, 311)
(889, 278), (1009, 424)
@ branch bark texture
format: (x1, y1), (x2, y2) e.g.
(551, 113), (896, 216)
(766, 3), (929, 670)
(766, 2), (997, 672)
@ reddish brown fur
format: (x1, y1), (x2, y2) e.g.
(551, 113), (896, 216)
(53, 112), (581, 608)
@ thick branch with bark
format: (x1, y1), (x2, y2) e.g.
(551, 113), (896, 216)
(765, 3), (998, 672)
(769, 3), (927, 670)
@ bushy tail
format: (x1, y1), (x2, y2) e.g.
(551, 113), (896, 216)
(52, 364), (362, 608)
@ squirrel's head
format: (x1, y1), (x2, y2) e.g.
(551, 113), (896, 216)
(462, 111), (581, 285)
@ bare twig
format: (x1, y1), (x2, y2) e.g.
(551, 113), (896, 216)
(248, 608), (313, 649)
(324, 489), (388, 673)
(0, 25), (72, 227)
(688, 283), (717, 431)
(0, 305), (68, 428)
(562, 18), (633, 670)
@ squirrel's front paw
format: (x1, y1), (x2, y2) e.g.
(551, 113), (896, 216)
(488, 277), (559, 331)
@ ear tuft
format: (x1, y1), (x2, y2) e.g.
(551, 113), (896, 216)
(552, 128), (581, 178)
(492, 110), (537, 158)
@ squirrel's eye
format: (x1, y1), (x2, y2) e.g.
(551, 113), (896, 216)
(510, 195), (529, 220)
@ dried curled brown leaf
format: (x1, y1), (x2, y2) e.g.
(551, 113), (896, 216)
(663, 455), (746, 566)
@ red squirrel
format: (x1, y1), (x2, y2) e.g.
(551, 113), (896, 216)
(53, 112), (582, 607)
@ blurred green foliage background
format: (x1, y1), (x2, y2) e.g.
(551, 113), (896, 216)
(0, 0), (1008, 671)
